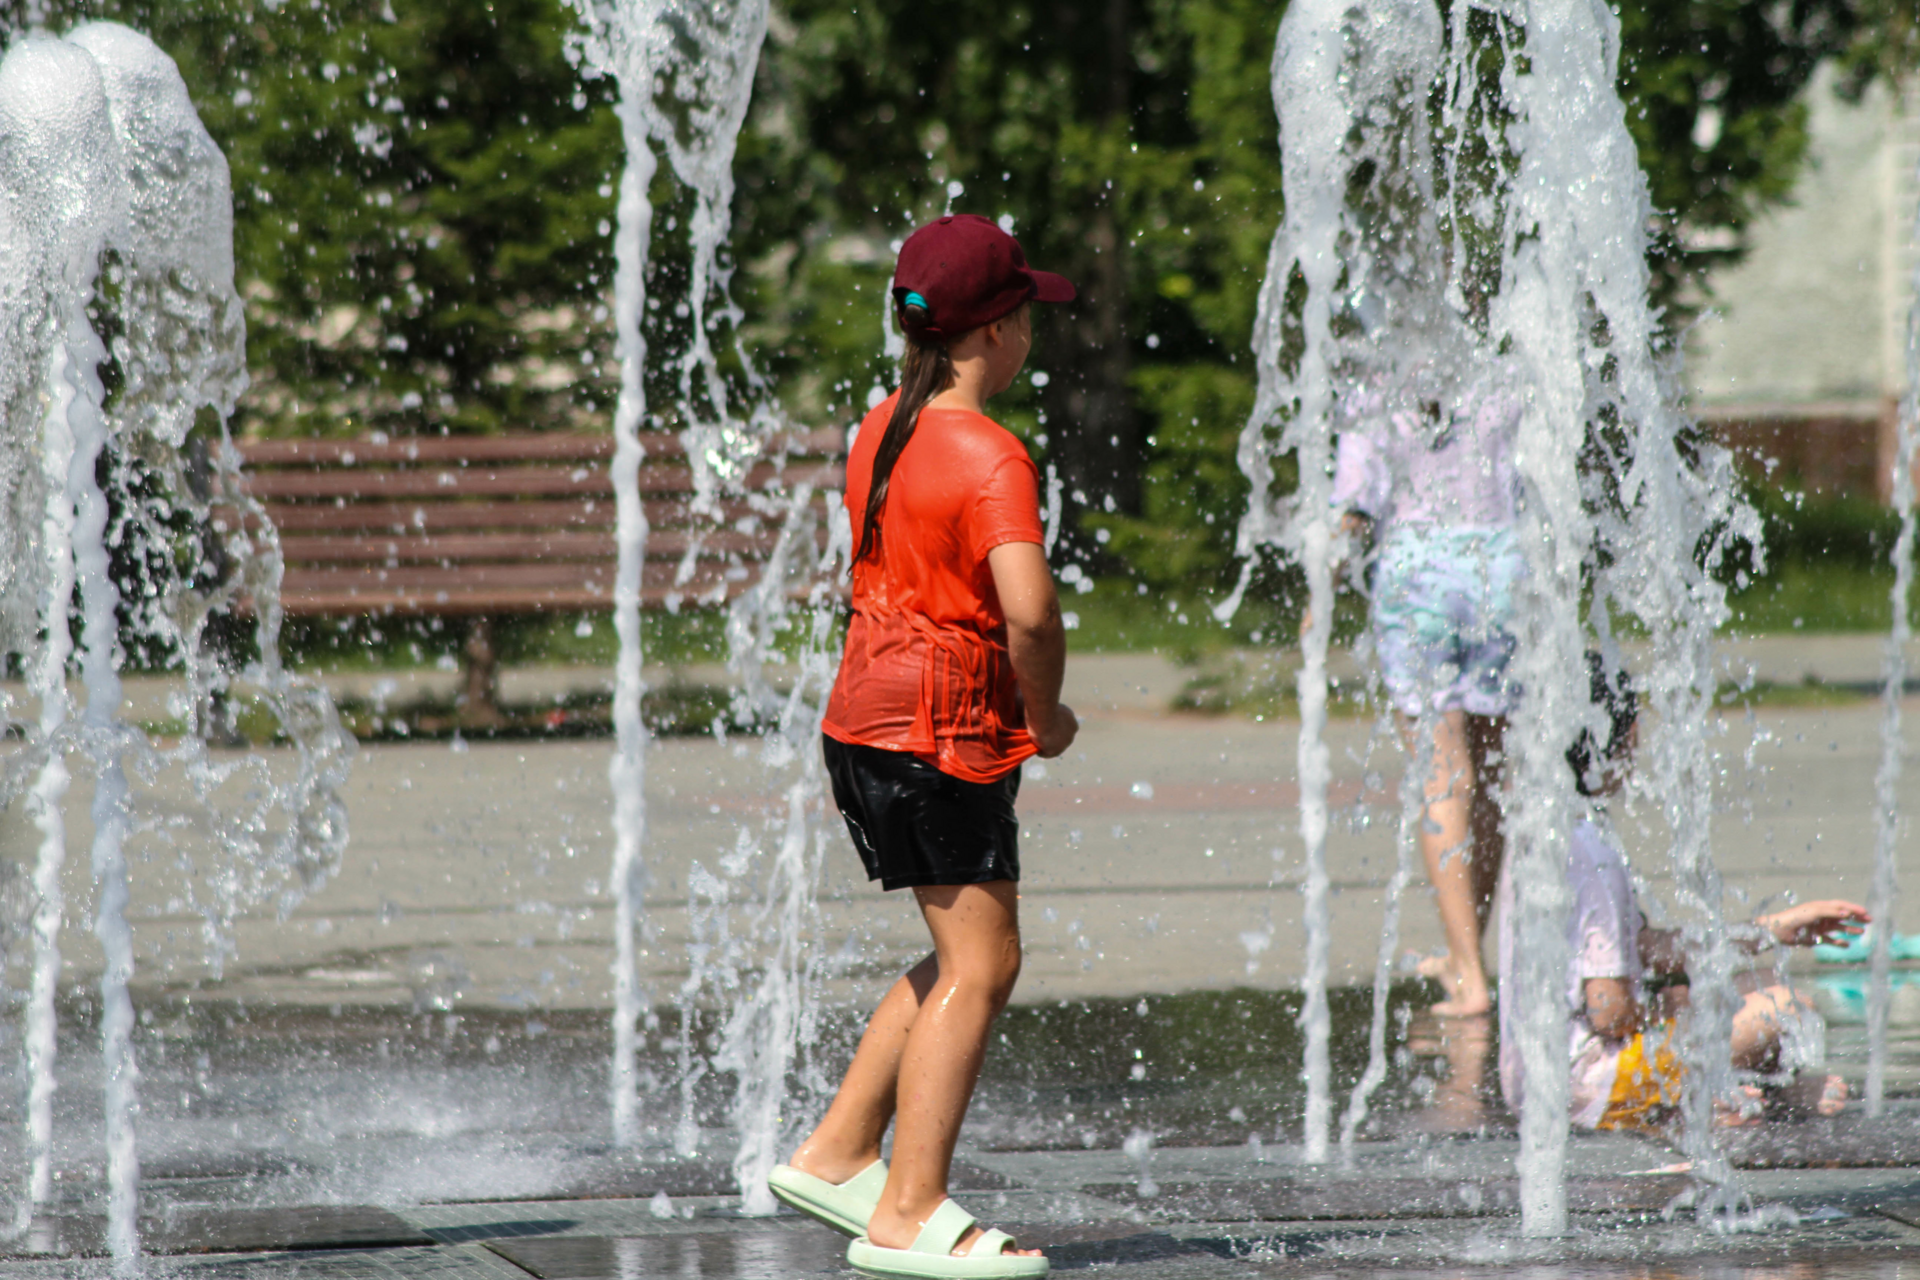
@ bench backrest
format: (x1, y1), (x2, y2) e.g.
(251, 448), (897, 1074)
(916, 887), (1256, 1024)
(235, 429), (845, 616)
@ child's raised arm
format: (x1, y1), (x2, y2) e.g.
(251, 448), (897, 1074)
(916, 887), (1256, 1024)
(1752, 900), (1869, 950)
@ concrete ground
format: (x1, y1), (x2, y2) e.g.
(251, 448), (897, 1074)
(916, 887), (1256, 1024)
(10, 1130), (1920, 1275)
(5, 638), (1920, 1277)
(3, 640), (1919, 1011)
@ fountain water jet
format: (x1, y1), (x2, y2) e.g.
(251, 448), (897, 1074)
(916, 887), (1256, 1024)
(570, 0), (845, 1211)
(1232, 0), (1760, 1229)
(1220, 0), (1446, 1166)
(0, 21), (352, 1265)
(1868, 154), (1920, 1116)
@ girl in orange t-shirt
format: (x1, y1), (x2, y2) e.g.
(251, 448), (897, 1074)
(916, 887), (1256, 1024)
(769, 215), (1076, 1276)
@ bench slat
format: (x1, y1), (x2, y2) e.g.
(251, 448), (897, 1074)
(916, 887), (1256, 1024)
(241, 461), (843, 501)
(236, 427), (843, 467)
(236, 496), (829, 534)
(277, 559), (779, 606)
(273, 583), (793, 615)
(231, 430), (847, 622)
(276, 529), (800, 564)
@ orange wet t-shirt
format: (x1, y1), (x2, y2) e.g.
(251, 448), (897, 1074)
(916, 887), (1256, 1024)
(823, 392), (1045, 782)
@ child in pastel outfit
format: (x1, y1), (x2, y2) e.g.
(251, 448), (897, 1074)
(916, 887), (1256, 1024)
(1332, 360), (1526, 1015)
(1496, 656), (1864, 1129)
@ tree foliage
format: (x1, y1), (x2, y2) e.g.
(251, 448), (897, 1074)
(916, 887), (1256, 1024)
(3, 0), (1907, 597)
(11, 0), (621, 438)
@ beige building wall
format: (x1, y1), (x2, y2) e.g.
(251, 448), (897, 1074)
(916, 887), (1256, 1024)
(1684, 66), (1918, 497)
(1687, 66), (1916, 410)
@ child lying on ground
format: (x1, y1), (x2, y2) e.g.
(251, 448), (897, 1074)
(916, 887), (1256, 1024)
(1495, 655), (1867, 1130)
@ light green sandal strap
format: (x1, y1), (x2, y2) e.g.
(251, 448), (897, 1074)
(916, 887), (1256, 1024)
(968, 1228), (1016, 1257)
(768, 1159), (888, 1237)
(843, 1159), (890, 1198)
(910, 1200), (978, 1257)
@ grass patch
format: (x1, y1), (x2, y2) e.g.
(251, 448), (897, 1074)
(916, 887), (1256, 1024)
(1725, 563), (1917, 634)
(1063, 576), (1366, 660)
(144, 681), (741, 745)
(280, 609), (731, 673)
(1174, 665), (1379, 719)
(1713, 680), (1876, 710)
(1166, 663), (1884, 723)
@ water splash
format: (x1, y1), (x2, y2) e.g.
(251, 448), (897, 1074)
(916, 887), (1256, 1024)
(1868, 152), (1920, 1115)
(1235, 0), (1755, 1229)
(567, 0), (662, 1155)
(570, 0), (844, 1210)
(0, 24), (352, 1265)
(1223, 0), (1446, 1167)
(1340, 710), (1431, 1151)
(1123, 1126), (1158, 1199)
(713, 480), (848, 1211)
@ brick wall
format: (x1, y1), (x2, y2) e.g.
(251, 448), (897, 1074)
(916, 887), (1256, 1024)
(1700, 400), (1904, 502)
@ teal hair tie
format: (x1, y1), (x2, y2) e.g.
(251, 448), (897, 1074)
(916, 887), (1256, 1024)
(903, 291), (930, 311)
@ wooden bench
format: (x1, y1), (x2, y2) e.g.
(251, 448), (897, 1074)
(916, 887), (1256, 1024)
(233, 429), (845, 725)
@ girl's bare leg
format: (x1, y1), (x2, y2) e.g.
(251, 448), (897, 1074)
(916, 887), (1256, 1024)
(1730, 984), (1847, 1118)
(1408, 710), (1492, 1016)
(788, 953), (939, 1184)
(864, 881), (1038, 1258)
(1465, 714), (1507, 933)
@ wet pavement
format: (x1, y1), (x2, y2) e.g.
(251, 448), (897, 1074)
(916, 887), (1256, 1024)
(11, 1129), (1920, 1276)
(0, 987), (1916, 1275)
(6, 643), (1920, 1272)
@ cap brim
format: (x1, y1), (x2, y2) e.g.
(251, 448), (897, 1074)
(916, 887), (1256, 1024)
(1029, 269), (1076, 303)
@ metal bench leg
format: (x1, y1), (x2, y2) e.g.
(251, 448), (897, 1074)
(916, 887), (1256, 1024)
(457, 616), (504, 731)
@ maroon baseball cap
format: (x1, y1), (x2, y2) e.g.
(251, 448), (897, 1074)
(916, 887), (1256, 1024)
(892, 214), (1075, 338)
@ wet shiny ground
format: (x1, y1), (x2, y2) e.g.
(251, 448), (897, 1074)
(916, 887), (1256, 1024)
(7, 983), (1920, 1274)
(5, 655), (1920, 1272)
(10, 1152), (1920, 1276)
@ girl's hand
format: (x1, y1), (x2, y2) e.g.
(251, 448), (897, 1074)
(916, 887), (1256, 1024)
(1028, 702), (1078, 758)
(1755, 900), (1870, 948)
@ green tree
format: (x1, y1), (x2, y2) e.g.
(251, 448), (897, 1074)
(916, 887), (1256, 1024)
(4, 0), (1904, 596)
(7, 0), (622, 439)
(735, 0), (1891, 602)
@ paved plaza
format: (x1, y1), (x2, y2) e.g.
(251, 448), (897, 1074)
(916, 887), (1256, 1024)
(10, 1129), (1920, 1275)
(6, 639), (1920, 1276)
(4, 639), (1919, 1010)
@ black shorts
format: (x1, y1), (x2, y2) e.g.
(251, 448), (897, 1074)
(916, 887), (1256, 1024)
(822, 735), (1021, 891)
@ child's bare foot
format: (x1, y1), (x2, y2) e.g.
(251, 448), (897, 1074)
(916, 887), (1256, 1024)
(1421, 954), (1492, 1016)
(1714, 1084), (1765, 1128)
(1760, 1072), (1849, 1120)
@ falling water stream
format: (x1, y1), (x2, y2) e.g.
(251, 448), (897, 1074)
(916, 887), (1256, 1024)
(572, 0), (846, 1212)
(1868, 155), (1920, 1116)
(0, 22), (351, 1269)
(1231, 0), (1759, 1232)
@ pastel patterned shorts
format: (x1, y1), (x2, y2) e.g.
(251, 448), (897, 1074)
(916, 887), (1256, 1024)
(1370, 525), (1524, 718)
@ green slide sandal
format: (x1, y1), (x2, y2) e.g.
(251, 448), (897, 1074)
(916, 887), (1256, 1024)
(767, 1159), (888, 1237)
(847, 1199), (1048, 1279)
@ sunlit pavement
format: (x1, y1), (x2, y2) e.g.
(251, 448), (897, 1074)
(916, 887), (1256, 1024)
(12, 1134), (1920, 1275)
(9, 647), (1920, 1275)
(5, 645), (1920, 1012)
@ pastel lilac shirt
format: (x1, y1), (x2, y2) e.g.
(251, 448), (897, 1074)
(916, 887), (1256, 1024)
(1329, 369), (1524, 532)
(1496, 817), (1643, 1128)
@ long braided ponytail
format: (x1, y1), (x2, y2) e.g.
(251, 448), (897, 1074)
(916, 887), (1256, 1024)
(852, 296), (955, 566)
